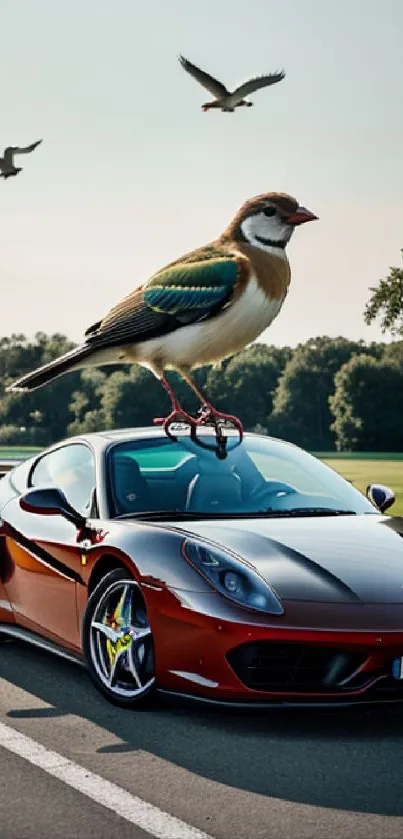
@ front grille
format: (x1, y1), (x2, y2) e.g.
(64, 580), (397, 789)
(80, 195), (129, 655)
(227, 642), (367, 692)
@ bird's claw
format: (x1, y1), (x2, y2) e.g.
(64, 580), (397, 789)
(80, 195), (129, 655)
(153, 408), (196, 443)
(196, 405), (244, 436)
(154, 406), (243, 459)
(192, 406), (243, 458)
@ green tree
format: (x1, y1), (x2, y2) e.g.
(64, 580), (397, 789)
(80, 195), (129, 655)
(269, 337), (383, 450)
(204, 344), (291, 431)
(382, 340), (403, 365)
(100, 367), (169, 428)
(0, 333), (81, 443)
(67, 368), (107, 435)
(0, 331), (399, 449)
(330, 354), (403, 451)
(364, 251), (403, 336)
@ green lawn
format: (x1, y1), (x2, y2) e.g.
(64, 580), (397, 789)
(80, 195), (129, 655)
(0, 446), (42, 460)
(318, 456), (403, 516)
(313, 451), (403, 461)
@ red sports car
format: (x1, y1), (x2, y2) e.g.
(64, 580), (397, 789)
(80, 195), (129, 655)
(0, 425), (402, 708)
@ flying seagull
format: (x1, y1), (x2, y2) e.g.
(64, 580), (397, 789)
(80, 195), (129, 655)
(179, 55), (285, 112)
(8, 191), (317, 444)
(0, 139), (42, 179)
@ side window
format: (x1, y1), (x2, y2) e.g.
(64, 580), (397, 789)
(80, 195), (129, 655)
(30, 444), (96, 516)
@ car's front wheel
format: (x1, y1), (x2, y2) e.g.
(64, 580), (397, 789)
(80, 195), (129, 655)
(82, 568), (156, 708)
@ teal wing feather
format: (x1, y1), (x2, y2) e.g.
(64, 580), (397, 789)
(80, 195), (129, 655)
(86, 247), (244, 349)
(144, 257), (238, 315)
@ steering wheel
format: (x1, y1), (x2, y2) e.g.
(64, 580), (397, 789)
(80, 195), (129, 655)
(246, 480), (298, 509)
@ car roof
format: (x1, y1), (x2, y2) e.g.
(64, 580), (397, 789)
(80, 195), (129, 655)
(70, 425), (299, 453)
(76, 426), (265, 443)
(85, 426), (174, 441)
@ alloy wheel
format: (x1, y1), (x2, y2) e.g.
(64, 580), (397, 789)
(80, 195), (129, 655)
(86, 574), (155, 703)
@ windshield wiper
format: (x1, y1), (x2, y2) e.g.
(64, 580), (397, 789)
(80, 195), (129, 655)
(259, 507), (358, 517)
(115, 508), (358, 521)
(115, 510), (225, 520)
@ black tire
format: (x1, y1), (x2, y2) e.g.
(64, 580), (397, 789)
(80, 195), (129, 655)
(82, 568), (156, 708)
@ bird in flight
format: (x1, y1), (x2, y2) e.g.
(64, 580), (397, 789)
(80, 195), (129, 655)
(0, 139), (42, 179)
(179, 55), (285, 112)
(8, 191), (317, 441)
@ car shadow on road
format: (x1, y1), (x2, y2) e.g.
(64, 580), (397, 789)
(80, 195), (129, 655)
(2, 640), (403, 817)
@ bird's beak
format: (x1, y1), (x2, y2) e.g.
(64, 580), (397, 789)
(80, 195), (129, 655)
(286, 206), (318, 226)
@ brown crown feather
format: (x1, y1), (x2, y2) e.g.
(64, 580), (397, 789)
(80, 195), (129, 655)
(221, 191), (299, 240)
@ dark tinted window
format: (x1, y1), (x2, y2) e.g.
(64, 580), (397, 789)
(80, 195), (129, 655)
(107, 434), (375, 517)
(31, 443), (96, 515)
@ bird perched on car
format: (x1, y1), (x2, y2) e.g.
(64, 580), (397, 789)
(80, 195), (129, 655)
(8, 191), (317, 438)
(179, 55), (285, 112)
(0, 139), (42, 179)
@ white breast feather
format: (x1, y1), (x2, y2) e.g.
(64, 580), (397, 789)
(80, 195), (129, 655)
(130, 275), (285, 372)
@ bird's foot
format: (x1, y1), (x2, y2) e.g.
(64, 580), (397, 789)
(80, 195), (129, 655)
(154, 400), (243, 459)
(196, 405), (243, 436)
(153, 408), (196, 442)
(191, 405), (243, 459)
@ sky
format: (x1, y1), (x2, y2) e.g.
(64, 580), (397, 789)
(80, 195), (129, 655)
(1, 0), (402, 348)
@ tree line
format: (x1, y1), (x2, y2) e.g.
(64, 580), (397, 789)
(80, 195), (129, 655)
(0, 332), (402, 452)
(1, 249), (402, 452)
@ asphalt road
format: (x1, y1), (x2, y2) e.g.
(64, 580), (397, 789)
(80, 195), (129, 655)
(1, 639), (403, 839)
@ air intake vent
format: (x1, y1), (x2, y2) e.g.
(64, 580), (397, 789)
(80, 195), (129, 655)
(227, 642), (367, 692)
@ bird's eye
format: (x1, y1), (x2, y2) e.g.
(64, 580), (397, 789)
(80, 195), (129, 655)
(263, 207), (276, 217)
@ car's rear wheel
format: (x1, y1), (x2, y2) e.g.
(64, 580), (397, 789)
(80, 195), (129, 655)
(82, 568), (156, 708)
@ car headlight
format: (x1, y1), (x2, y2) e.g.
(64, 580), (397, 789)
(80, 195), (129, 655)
(182, 539), (284, 615)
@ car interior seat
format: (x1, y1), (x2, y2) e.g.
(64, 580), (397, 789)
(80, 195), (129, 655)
(113, 455), (151, 514)
(185, 458), (243, 513)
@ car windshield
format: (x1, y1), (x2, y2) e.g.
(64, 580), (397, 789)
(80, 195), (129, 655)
(107, 432), (377, 518)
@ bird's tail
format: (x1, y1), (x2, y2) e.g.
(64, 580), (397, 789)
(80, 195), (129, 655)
(7, 343), (93, 393)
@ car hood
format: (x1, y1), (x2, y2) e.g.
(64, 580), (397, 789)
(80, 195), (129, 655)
(171, 514), (403, 604)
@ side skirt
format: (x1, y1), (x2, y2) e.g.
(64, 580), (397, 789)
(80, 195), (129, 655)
(157, 688), (403, 710)
(0, 625), (85, 667)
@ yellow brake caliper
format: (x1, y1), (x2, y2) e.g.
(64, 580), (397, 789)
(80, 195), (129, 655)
(103, 587), (132, 671)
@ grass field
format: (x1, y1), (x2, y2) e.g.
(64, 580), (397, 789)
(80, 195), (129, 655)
(318, 455), (403, 516)
(0, 446), (41, 460)
(0, 445), (402, 515)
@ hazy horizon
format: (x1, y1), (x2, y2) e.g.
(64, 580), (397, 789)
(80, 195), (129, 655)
(1, 0), (402, 349)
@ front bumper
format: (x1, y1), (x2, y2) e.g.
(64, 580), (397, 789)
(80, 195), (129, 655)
(145, 585), (403, 705)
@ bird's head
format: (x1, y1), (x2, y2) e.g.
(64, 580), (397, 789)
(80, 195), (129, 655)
(226, 192), (318, 252)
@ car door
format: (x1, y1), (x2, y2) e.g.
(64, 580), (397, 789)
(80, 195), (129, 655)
(1, 442), (97, 650)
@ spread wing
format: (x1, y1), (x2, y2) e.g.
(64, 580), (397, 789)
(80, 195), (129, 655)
(179, 55), (228, 99)
(3, 140), (42, 165)
(233, 71), (285, 98)
(2, 148), (16, 166)
(85, 246), (248, 351)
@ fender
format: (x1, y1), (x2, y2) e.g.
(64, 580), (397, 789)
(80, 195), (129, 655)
(0, 519), (14, 620)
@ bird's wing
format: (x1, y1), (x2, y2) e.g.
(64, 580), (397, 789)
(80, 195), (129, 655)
(2, 148), (16, 166)
(179, 55), (229, 98)
(85, 246), (247, 350)
(232, 71), (285, 98)
(7, 139), (43, 158)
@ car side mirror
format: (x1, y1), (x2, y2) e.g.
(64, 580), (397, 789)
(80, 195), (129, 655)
(19, 486), (86, 529)
(366, 483), (395, 513)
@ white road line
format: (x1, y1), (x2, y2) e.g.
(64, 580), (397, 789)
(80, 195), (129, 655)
(0, 720), (213, 839)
